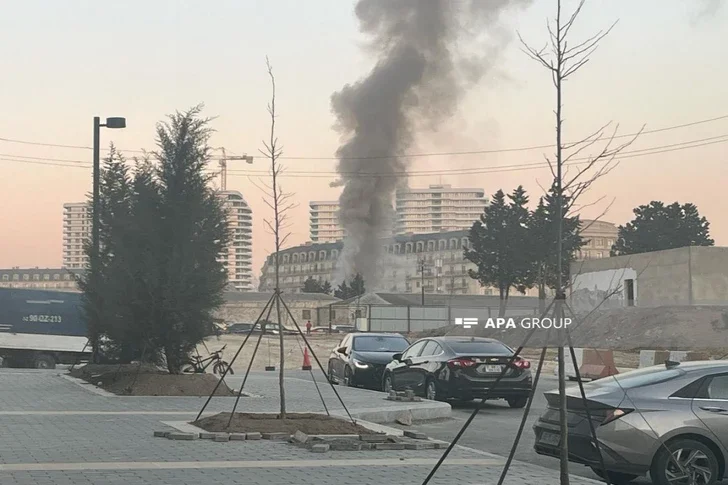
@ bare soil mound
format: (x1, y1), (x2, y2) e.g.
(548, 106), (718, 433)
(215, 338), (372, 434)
(70, 364), (234, 396)
(194, 412), (377, 435)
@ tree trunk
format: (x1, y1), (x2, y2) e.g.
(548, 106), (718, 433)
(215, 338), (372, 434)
(165, 346), (181, 375)
(499, 286), (510, 317)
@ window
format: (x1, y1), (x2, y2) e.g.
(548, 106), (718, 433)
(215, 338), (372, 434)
(421, 340), (443, 356)
(447, 340), (512, 355)
(352, 335), (409, 352)
(707, 376), (728, 400)
(302, 310), (311, 320)
(1, 274), (7, 281)
(402, 340), (428, 360)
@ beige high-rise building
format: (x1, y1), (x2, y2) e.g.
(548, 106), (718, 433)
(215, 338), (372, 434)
(395, 184), (487, 235)
(62, 191), (254, 290)
(309, 201), (345, 243)
(62, 202), (92, 270)
(218, 190), (254, 291)
(577, 219), (618, 260)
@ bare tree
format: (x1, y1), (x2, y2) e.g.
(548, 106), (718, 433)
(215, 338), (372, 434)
(518, 1), (641, 482)
(257, 57), (297, 418)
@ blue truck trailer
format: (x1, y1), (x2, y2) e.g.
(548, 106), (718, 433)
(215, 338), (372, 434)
(0, 288), (90, 368)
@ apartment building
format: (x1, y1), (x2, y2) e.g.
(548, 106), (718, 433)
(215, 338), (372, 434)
(258, 229), (543, 297)
(309, 201), (345, 243)
(62, 190), (254, 290)
(0, 268), (81, 291)
(577, 219), (619, 260)
(62, 202), (91, 270)
(218, 190), (254, 291)
(395, 184), (487, 235)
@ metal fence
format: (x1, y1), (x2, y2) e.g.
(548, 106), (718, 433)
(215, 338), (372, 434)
(315, 302), (539, 333)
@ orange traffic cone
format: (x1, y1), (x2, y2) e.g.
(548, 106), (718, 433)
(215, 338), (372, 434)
(302, 348), (312, 370)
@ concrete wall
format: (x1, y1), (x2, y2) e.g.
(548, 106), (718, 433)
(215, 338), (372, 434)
(690, 247), (728, 304)
(571, 247), (692, 308)
(571, 247), (728, 308)
(216, 299), (328, 327)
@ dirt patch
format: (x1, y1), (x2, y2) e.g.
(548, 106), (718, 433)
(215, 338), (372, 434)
(69, 364), (234, 396)
(194, 412), (377, 435)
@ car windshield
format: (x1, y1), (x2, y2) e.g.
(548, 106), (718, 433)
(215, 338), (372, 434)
(353, 336), (409, 352)
(583, 366), (685, 390)
(448, 340), (512, 355)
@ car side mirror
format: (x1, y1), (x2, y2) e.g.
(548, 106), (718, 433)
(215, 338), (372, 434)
(337, 347), (347, 355)
(392, 353), (402, 362)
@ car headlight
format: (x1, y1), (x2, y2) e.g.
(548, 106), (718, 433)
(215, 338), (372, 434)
(353, 360), (369, 369)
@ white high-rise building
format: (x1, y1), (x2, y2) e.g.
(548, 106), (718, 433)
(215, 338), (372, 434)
(218, 190), (254, 291)
(62, 202), (91, 270)
(309, 201), (345, 243)
(62, 191), (254, 290)
(395, 184), (487, 235)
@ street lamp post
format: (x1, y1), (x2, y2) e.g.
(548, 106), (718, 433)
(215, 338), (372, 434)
(90, 116), (126, 361)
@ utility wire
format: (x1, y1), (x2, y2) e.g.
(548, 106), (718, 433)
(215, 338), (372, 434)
(2, 136), (725, 177)
(0, 113), (726, 160)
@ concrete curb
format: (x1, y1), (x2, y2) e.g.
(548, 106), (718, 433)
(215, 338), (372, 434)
(58, 374), (116, 397)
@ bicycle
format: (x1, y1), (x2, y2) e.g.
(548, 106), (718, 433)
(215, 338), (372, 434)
(183, 345), (234, 375)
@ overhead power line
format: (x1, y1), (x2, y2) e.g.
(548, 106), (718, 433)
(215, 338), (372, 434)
(0, 113), (726, 160)
(2, 135), (725, 177)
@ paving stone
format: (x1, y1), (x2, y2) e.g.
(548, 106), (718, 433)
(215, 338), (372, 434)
(293, 430), (309, 443)
(405, 390), (415, 399)
(199, 432), (217, 440)
(229, 433), (247, 441)
(311, 443), (330, 453)
(213, 434), (230, 442)
(403, 431), (428, 440)
(246, 432), (262, 440)
(262, 432), (290, 440)
(153, 431), (169, 438)
(405, 442), (436, 450)
(396, 412), (412, 426)
(374, 442), (406, 450)
(167, 432), (198, 441)
(360, 434), (388, 443)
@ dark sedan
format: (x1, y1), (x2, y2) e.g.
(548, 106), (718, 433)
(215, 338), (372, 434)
(382, 336), (532, 407)
(327, 333), (410, 390)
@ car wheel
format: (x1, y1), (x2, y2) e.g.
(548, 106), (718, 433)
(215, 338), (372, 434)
(425, 379), (438, 401)
(383, 374), (393, 393)
(344, 366), (355, 387)
(33, 354), (56, 370)
(590, 467), (638, 484)
(651, 438), (718, 485)
(506, 396), (528, 409)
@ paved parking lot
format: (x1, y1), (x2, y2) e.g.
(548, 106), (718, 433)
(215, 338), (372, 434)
(0, 368), (605, 484)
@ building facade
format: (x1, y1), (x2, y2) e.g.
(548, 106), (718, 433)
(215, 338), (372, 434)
(309, 201), (345, 243)
(577, 219), (618, 260)
(0, 268), (81, 291)
(394, 184), (487, 235)
(570, 246), (728, 309)
(259, 230), (541, 297)
(62, 202), (91, 270)
(62, 191), (254, 291)
(218, 191), (254, 291)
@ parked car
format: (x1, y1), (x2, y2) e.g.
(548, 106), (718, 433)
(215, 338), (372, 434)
(227, 323), (256, 334)
(382, 336), (532, 406)
(328, 332), (410, 390)
(533, 360), (728, 485)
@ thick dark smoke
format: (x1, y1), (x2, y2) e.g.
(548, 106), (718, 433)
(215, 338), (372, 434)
(331, 0), (530, 287)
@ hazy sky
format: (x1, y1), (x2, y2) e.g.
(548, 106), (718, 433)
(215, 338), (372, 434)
(0, 0), (726, 277)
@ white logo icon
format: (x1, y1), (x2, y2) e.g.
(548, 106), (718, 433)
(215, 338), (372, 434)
(454, 317), (479, 329)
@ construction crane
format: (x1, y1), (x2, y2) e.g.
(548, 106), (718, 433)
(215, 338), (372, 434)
(217, 147), (253, 191)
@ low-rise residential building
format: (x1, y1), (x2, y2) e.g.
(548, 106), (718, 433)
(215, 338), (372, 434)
(577, 219), (618, 260)
(258, 230), (542, 298)
(0, 268), (81, 291)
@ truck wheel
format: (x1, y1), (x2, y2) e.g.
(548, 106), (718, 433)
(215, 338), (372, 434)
(33, 354), (56, 369)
